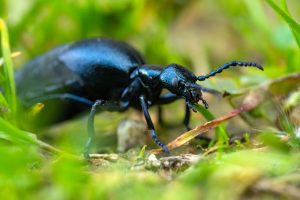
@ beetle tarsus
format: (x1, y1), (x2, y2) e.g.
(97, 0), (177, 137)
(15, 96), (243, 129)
(151, 130), (169, 153)
(140, 95), (169, 152)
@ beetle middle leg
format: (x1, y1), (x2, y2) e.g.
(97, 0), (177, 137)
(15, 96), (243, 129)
(156, 92), (192, 130)
(183, 104), (191, 131)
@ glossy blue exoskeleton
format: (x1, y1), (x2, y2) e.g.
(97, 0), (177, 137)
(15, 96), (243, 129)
(15, 38), (263, 157)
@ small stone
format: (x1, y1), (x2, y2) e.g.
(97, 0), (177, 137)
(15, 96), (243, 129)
(147, 154), (160, 168)
(148, 154), (158, 161)
(117, 119), (148, 152)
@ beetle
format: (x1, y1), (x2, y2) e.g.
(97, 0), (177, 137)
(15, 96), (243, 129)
(15, 38), (263, 157)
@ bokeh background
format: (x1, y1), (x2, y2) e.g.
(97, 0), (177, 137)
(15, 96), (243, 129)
(2, 0), (299, 72)
(1, 0), (300, 199)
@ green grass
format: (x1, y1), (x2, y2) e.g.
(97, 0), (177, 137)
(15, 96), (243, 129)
(266, 0), (300, 49)
(1, 0), (300, 199)
(0, 19), (17, 118)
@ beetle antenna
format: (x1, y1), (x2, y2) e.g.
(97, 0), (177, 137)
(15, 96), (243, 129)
(197, 61), (263, 81)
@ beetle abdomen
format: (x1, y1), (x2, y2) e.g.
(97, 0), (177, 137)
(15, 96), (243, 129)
(59, 38), (146, 99)
(15, 44), (77, 102)
(15, 38), (146, 128)
(16, 38), (146, 103)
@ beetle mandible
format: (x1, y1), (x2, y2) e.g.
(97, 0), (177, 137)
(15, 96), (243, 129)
(15, 38), (263, 157)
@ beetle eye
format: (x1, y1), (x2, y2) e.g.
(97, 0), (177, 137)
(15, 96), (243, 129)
(171, 78), (179, 88)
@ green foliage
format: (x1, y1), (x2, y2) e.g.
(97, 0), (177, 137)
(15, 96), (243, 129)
(266, 0), (300, 49)
(0, 19), (17, 117)
(181, 150), (299, 200)
(0, 117), (37, 145)
(0, 0), (300, 199)
(194, 104), (229, 156)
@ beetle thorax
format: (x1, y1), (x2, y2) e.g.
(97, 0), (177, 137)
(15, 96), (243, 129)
(130, 65), (163, 103)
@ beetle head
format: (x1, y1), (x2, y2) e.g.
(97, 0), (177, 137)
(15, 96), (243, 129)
(160, 64), (208, 110)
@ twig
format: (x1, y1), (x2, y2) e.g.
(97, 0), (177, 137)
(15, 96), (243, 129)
(37, 139), (65, 155)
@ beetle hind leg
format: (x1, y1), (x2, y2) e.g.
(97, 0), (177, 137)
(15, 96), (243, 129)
(26, 93), (94, 107)
(83, 100), (104, 159)
(83, 99), (127, 159)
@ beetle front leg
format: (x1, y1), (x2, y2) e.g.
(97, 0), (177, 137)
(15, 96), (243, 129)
(157, 106), (164, 127)
(120, 78), (141, 107)
(183, 104), (191, 131)
(156, 93), (192, 130)
(139, 95), (169, 153)
(155, 92), (180, 105)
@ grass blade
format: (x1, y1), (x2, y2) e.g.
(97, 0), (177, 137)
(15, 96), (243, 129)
(0, 117), (37, 145)
(194, 104), (229, 147)
(0, 92), (9, 116)
(266, 0), (300, 49)
(0, 19), (17, 116)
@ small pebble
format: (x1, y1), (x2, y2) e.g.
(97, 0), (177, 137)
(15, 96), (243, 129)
(117, 119), (148, 152)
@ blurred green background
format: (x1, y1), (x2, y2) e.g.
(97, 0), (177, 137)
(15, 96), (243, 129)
(1, 0), (300, 199)
(2, 0), (299, 73)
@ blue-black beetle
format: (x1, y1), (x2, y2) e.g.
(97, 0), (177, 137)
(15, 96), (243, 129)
(15, 38), (263, 157)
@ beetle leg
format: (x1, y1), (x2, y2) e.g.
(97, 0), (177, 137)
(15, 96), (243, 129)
(83, 100), (104, 158)
(157, 106), (164, 127)
(27, 93), (94, 107)
(120, 78), (141, 107)
(156, 93), (179, 128)
(156, 93), (193, 130)
(83, 100), (125, 159)
(155, 93), (180, 105)
(200, 86), (222, 97)
(183, 104), (191, 131)
(139, 95), (169, 153)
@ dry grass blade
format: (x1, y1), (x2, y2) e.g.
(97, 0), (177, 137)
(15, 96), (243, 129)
(150, 107), (245, 155)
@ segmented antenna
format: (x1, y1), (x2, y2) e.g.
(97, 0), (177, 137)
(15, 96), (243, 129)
(197, 61), (263, 81)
